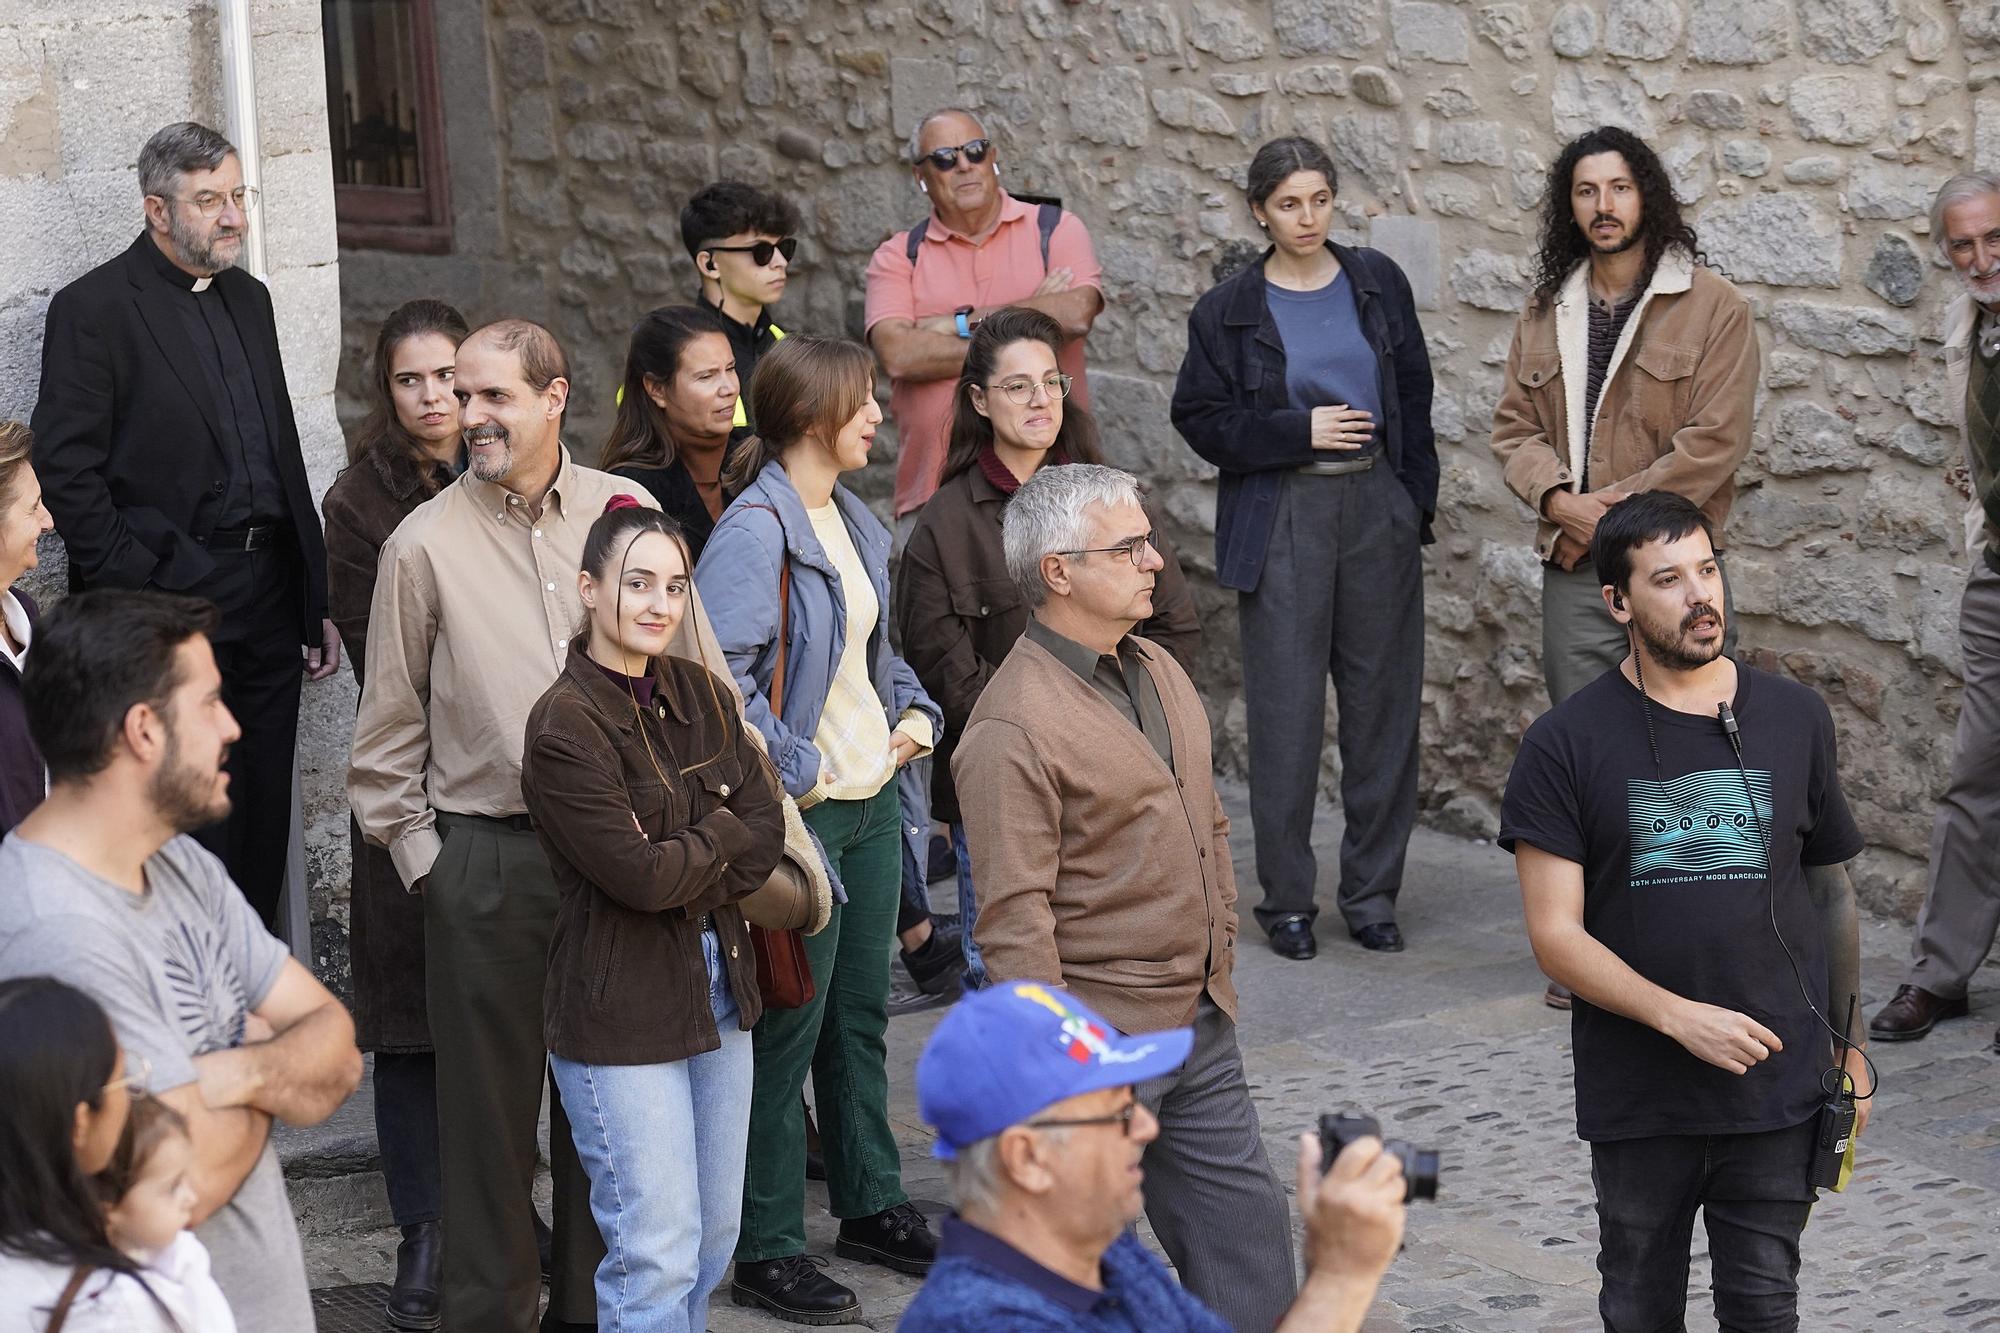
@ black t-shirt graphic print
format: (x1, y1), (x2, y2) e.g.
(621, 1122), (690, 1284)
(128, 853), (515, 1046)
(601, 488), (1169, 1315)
(1498, 665), (1865, 1142)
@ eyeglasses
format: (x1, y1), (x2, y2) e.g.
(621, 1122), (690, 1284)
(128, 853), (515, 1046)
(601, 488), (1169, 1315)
(101, 1054), (152, 1099)
(705, 237), (798, 267)
(986, 373), (1073, 405)
(919, 138), (992, 171)
(172, 186), (260, 219)
(1026, 1100), (1141, 1136)
(1057, 532), (1155, 567)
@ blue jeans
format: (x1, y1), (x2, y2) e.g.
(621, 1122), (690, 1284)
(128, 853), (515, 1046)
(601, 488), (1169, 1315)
(950, 823), (987, 990)
(550, 931), (753, 1333)
(1590, 1118), (1817, 1332)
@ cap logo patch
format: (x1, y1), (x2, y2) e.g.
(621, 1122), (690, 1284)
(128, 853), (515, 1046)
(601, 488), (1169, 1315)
(1010, 982), (1158, 1066)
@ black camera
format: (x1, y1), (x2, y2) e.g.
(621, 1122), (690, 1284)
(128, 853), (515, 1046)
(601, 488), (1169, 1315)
(1319, 1112), (1440, 1202)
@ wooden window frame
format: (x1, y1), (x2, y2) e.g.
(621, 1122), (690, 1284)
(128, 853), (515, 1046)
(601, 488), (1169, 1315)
(328, 0), (453, 254)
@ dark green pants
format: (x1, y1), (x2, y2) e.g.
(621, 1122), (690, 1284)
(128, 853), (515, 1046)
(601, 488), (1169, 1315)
(737, 783), (905, 1261)
(426, 814), (601, 1330)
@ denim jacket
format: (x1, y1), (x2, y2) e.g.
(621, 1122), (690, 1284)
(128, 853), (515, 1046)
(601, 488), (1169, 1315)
(1170, 242), (1437, 592)
(694, 461), (942, 803)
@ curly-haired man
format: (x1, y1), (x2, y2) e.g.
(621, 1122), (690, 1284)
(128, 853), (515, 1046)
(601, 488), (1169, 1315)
(1489, 126), (1760, 1008)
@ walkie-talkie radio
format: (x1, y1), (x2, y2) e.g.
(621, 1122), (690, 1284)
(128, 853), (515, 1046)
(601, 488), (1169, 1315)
(1809, 996), (1860, 1190)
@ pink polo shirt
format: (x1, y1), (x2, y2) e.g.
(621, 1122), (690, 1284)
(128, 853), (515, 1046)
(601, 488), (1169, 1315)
(864, 193), (1102, 515)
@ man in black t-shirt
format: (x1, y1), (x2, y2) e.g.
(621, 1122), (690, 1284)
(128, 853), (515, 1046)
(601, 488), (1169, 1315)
(1499, 491), (1870, 1332)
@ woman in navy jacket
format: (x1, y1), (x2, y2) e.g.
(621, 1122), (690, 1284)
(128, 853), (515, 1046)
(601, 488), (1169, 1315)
(1170, 136), (1437, 963)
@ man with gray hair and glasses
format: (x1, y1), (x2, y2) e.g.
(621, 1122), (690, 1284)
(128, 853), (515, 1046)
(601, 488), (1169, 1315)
(953, 463), (1297, 1330)
(1870, 172), (2000, 1049)
(30, 121), (338, 929)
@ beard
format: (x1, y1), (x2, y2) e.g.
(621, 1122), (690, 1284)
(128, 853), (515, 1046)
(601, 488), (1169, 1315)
(1633, 601), (1726, 673)
(1588, 216), (1642, 255)
(1956, 261), (2000, 305)
(465, 423), (516, 482)
(148, 724), (230, 834)
(167, 206), (241, 274)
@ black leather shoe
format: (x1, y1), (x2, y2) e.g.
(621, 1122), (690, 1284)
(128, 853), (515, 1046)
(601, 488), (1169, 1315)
(901, 925), (967, 996)
(834, 1202), (936, 1275)
(1870, 984), (1968, 1041)
(1268, 917), (1316, 960)
(1351, 922), (1405, 953)
(384, 1221), (441, 1331)
(731, 1255), (861, 1325)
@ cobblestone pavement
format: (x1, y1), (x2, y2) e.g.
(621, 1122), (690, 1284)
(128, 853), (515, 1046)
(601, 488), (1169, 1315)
(301, 780), (2000, 1331)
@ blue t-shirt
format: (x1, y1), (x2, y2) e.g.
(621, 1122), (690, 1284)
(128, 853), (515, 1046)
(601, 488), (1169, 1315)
(900, 1216), (1230, 1333)
(1264, 270), (1384, 447)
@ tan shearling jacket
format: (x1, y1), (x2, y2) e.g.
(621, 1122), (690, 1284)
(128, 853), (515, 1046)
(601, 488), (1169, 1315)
(1490, 250), (1759, 561)
(953, 632), (1239, 1036)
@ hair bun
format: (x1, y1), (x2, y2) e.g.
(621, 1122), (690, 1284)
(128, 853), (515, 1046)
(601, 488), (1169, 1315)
(603, 493), (642, 515)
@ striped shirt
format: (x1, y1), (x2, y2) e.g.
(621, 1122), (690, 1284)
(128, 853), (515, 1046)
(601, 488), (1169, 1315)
(1582, 287), (1641, 487)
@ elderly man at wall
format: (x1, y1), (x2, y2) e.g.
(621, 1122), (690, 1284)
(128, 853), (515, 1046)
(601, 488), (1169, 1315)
(351, 320), (719, 1332)
(683, 180), (799, 431)
(902, 981), (1408, 1333)
(1869, 173), (2000, 1049)
(0, 590), (363, 1333)
(1489, 124), (1759, 1010)
(30, 121), (341, 929)
(953, 464), (1297, 1331)
(864, 106), (1105, 527)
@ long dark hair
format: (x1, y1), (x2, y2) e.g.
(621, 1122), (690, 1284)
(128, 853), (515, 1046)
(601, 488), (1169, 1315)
(349, 299), (470, 480)
(1529, 126), (1700, 309)
(940, 307), (1104, 486)
(599, 305), (735, 476)
(720, 336), (875, 496)
(0, 978), (153, 1284)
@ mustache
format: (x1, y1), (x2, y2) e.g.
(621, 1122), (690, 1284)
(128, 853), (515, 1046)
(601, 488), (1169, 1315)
(1681, 604), (1721, 632)
(465, 423), (509, 446)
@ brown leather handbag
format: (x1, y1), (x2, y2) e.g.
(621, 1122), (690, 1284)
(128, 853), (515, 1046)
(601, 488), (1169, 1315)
(744, 528), (816, 1010)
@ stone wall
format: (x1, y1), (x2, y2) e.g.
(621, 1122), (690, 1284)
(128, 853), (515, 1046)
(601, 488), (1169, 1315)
(333, 0), (1997, 922)
(1, 1), (347, 961)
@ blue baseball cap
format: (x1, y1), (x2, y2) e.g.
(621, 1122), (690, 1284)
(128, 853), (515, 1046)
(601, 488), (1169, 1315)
(916, 982), (1193, 1159)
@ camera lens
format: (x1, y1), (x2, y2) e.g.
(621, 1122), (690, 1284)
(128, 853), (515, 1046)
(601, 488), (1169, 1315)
(1393, 1144), (1441, 1202)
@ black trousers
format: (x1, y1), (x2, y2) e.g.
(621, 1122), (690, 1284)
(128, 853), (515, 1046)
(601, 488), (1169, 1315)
(188, 545), (304, 927)
(373, 1052), (442, 1227)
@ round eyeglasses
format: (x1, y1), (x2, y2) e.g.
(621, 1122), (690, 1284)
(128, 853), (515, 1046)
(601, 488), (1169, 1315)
(986, 373), (1074, 406)
(1057, 532), (1155, 568)
(705, 237), (798, 267)
(174, 186), (259, 219)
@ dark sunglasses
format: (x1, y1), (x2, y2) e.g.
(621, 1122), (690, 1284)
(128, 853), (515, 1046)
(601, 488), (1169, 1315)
(920, 138), (992, 171)
(706, 237), (798, 267)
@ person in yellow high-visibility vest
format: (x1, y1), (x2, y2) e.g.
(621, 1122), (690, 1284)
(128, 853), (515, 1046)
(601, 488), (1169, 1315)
(683, 182), (798, 432)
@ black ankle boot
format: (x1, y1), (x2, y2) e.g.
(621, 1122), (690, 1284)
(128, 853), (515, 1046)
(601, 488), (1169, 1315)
(835, 1202), (936, 1275)
(385, 1220), (441, 1331)
(731, 1254), (861, 1325)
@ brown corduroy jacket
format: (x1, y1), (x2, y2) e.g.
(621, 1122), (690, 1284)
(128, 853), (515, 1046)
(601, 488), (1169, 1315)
(953, 631), (1239, 1035)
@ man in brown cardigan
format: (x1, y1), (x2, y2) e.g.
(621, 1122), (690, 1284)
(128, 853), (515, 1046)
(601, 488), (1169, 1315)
(953, 463), (1295, 1333)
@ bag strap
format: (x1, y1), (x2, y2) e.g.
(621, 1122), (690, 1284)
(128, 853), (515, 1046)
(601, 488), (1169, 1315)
(907, 204), (1062, 269)
(45, 1265), (95, 1333)
(740, 505), (791, 717)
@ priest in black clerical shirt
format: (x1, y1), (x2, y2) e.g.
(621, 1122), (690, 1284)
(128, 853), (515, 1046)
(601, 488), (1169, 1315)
(29, 121), (335, 928)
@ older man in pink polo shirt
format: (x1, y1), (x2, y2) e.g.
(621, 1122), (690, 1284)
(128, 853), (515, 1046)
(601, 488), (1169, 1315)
(865, 107), (1106, 525)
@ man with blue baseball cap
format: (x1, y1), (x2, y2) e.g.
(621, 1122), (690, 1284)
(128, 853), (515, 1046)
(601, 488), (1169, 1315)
(902, 982), (1408, 1333)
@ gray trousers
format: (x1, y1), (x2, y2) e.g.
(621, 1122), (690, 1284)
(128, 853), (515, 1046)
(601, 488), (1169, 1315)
(1906, 559), (2000, 998)
(1240, 465), (1423, 933)
(1138, 997), (1296, 1333)
(1539, 554), (1738, 705)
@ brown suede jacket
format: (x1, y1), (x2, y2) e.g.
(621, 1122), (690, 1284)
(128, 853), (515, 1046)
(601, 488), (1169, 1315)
(524, 642), (785, 1066)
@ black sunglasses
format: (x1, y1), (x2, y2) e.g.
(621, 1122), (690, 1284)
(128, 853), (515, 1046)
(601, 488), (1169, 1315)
(705, 237), (798, 267)
(920, 138), (992, 171)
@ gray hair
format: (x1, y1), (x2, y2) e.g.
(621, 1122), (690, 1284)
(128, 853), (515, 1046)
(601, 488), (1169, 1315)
(944, 1138), (1005, 1217)
(1001, 463), (1144, 609)
(907, 106), (987, 166)
(1930, 173), (2000, 261)
(138, 122), (236, 200)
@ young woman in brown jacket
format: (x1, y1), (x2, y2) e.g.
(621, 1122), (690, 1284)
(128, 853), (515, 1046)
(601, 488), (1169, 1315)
(522, 498), (785, 1333)
(892, 306), (1201, 987)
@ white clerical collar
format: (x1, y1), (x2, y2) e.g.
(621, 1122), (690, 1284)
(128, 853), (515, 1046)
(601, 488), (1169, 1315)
(191, 276), (212, 293)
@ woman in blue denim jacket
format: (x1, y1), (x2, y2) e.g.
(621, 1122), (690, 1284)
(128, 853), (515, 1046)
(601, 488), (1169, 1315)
(694, 335), (943, 1325)
(1170, 136), (1438, 965)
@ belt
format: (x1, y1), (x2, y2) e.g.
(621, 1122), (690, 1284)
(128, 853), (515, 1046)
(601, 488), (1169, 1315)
(201, 523), (291, 553)
(1296, 454), (1375, 477)
(439, 810), (535, 833)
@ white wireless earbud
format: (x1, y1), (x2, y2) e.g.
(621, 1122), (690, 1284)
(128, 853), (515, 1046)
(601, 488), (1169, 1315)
(920, 180), (929, 195)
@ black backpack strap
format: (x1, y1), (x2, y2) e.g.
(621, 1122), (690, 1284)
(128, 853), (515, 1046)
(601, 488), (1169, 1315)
(1036, 203), (1061, 269)
(905, 220), (926, 268)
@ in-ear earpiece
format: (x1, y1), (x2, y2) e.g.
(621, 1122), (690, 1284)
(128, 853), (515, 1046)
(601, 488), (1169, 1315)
(1613, 593), (1626, 609)
(919, 180), (929, 195)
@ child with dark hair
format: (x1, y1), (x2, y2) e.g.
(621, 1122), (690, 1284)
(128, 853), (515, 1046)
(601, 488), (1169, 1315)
(681, 181), (803, 426)
(95, 1096), (236, 1333)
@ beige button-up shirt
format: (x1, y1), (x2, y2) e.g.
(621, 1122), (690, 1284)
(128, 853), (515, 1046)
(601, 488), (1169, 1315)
(348, 450), (727, 888)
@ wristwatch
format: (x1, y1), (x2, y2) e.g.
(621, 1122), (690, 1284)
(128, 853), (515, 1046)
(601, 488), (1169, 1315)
(954, 306), (976, 339)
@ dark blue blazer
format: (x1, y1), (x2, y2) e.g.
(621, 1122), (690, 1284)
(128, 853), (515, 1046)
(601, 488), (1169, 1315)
(1, 588), (44, 834)
(1170, 242), (1437, 592)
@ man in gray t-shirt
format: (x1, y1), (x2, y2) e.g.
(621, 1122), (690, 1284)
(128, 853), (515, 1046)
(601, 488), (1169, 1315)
(0, 590), (361, 1332)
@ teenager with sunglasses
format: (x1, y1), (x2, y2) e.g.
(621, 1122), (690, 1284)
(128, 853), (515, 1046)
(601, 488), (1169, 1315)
(682, 182), (800, 432)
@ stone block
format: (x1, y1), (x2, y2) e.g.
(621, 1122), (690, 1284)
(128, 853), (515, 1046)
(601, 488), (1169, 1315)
(1350, 66), (1403, 107)
(1604, 0), (1684, 60)
(1327, 110), (1403, 195)
(49, 12), (216, 177)
(1424, 84), (1479, 119)
(1391, 2), (1470, 63)
(1436, 120), (1505, 167)
(1368, 216), (1440, 310)
(889, 57), (955, 137)
(1687, 0), (1788, 64)
(1796, 0), (1899, 63)
(1549, 3), (1598, 58)
(1551, 68), (1656, 139)
(1781, 155), (1844, 185)
(508, 89), (554, 162)
(1188, 0), (1269, 61)
(1857, 473), (1952, 553)
(1151, 88), (1236, 136)
(1697, 193), (1841, 288)
(563, 122), (630, 163)
(1978, 100), (2000, 175)
(1775, 562), (1911, 643)
(1875, 419), (1951, 465)
(1476, 4), (1534, 62)
(1719, 139), (1770, 178)
(1210, 73), (1271, 97)
(1769, 301), (1915, 356)
(1764, 349), (1818, 388)
(1845, 166), (1941, 221)
(258, 149), (337, 274)
(1762, 400), (1869, 475)
(815, 169), (908, 254)
(252, 26), (330, 157)
(1273, 0), (1384, 57)
(1093, 370), (1215, 482)
(1068, 66), (1149, 149)
(1906, 8), (1950, 62)
(1788, 74), (1887, 146)
(1663, 135), (1710, 204)
(267, 261), (342, 399)
(1422, 172), (1488, 217)
(1449, 249), (1529, 312)
(1279, 65), (1351, 97)
(1727, 487), (1847, 548)
(1686, 90), (1748, 131)
(499, 25), (550, 88)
